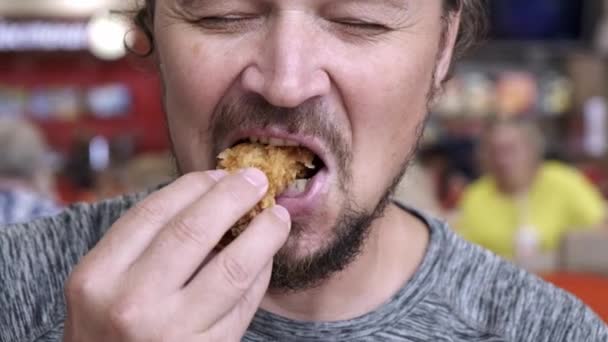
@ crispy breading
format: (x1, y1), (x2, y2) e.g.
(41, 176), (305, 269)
(217, 142), (314, 245)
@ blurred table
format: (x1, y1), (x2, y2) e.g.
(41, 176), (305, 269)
(542, 273), (608, 323)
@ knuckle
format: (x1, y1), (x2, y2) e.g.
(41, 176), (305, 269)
(108, 299), (144, 338)
(130, 201), (166, 226)
(219, 254), (251, 291)
(180, 171), (218, 189)
(169, 215), (211, 248)
(65, 268), (97, 303)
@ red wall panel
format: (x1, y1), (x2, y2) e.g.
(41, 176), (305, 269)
(0, 52), (169, 154)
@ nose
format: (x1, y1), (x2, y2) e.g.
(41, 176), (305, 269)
(241, 13), (331, 108)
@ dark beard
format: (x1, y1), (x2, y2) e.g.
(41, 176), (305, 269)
(269, 180), (398, 292)
(166, 93), (428, 293)
(268, 125), (422, 292)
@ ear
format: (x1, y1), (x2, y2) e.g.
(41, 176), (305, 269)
(434, 12), (461, 89)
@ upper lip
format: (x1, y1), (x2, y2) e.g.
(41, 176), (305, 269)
(219, 127), (332, 171)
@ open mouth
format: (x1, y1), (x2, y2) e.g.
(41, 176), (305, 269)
(215, 134), (331, 243)
(225, 136), (328, 198)
(217, 135), (329, 242)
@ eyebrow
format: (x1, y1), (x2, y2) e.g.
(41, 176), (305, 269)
(353, 0), (409, 11)
(324, 0), (410, 12)
(177, 0), (409, 11)
(176, 0), (210, 10)
(176, 0), (196, 7)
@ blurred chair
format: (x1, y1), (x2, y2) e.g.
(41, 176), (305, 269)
(394, 162), (443, 217)
(533, 227), (608, 323)
(543, 234), (608, 323)
(559, 230), (608, 276)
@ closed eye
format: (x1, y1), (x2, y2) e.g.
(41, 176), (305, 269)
(336, 20), (389, 31)
(329, 18), (392, 38)
(194, 15), (261, 32)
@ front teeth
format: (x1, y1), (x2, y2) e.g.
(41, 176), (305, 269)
(249, 137), (300, 147)
(286, 178), (309, 194)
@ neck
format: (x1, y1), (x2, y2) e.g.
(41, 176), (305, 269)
(497, 180), (529, 196)
(261, 203), (429, 322)
(496, 165), (539, 196)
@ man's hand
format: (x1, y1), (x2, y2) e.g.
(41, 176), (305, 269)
(64, 169), (290, 341)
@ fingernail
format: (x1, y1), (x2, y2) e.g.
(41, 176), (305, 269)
(208, 170), (228, 181)
(240, 168), (267, 188)
(271, 205), (291, 225)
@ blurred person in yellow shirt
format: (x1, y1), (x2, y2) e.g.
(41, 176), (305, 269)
(457, 118), (605, 269)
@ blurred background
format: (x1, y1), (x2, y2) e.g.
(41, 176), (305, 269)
(0, 0), (606, 322)
(0, 0), (173, 206)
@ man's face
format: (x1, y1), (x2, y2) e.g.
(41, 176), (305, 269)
(153, 0), (457, 290)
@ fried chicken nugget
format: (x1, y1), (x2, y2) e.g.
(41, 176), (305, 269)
(216, 142), (314, 246)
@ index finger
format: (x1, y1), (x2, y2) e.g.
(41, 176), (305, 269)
(81, 171), (227, 275)
(124, 168), (270, 294)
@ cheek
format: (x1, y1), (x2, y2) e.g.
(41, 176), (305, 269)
(338, 45), (436, 204)
(155, 24), (249, 171)
(160, 31), (219, 113)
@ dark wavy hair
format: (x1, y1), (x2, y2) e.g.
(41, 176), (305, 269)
(131, 0), (487, 62)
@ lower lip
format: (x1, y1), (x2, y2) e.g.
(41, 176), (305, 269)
(276, 168), (329, 217)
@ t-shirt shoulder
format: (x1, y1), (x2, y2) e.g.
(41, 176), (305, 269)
(540, 161), (579, 177)
(539, 161), (601, 192)
(435, 229), (608, 342)
(0, 190), (148, 342)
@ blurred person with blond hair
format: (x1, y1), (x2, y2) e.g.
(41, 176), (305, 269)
(458, 118), (605, 270)
(0, 118), (60, 225)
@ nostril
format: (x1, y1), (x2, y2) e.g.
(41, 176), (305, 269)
(241, 66), (305, 107)
(241, 64), (330, 108)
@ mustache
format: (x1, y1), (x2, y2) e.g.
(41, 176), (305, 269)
(209, 94), (351, 176)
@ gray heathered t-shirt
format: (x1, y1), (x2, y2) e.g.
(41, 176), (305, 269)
(0, 191), (606, 342)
